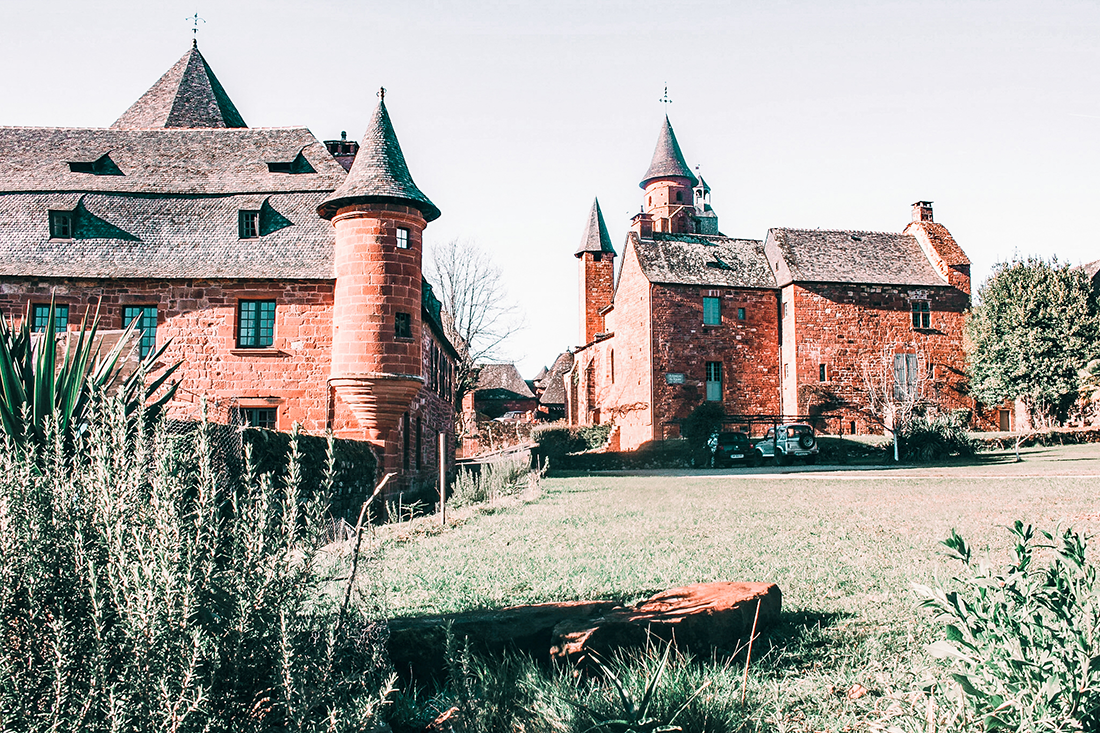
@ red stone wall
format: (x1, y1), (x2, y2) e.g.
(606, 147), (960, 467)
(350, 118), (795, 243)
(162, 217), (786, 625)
(788, 282), (977, 434)
(643, 177), (694, 234)
(649, 284), (780, 437)
(0, 275), (457, 489)
(578, 252), (614, 345)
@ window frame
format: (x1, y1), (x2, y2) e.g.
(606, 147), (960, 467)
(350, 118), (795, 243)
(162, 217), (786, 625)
(819, 363), (827, 382)
(123, 305), (158, 358)
(911, 300), (931, 329)
(396, 227), (409, 249)
(238, 210), (260, 239)
(31, 303), (68, 334)
(702, 297), (722, 326)
(240, 407), (277, 430)
(705, 361), (722, 402)
(737, 307), (746, 321)
(395, 311), (412, 339)
(48, 210), (73, 240)
(236, 300), (276, 349)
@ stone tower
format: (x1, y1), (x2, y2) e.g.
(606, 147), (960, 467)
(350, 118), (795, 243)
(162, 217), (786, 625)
(637, 116), (698, 235)
(317, 96), (440, 463)
(575, 198), (616, 344)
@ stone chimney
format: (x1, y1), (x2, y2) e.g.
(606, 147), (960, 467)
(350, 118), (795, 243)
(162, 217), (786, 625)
(324, 131), (360, 172)
(912, 201), (934, 223)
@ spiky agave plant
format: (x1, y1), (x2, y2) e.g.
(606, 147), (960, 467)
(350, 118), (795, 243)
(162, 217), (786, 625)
(0, 300), (179, 452)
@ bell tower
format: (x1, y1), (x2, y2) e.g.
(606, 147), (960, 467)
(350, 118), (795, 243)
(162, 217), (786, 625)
(318, 92), (440, 466)
(575, 198), (616, 344)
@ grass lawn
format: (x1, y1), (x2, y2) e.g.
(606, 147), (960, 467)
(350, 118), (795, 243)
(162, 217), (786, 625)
(377, 443), (1100, 731)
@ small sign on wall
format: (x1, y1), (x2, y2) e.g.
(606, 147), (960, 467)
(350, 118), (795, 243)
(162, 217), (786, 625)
(666, 373), (685, 384)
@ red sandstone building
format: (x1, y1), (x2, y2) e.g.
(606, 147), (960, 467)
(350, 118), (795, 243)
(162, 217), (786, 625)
(0, 44), (457, 490)
(568, 116), (977, 449)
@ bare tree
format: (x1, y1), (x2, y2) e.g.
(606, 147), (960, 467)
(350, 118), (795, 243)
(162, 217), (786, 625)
(424, 238), (524, 405)
(860, 344), (929, 462)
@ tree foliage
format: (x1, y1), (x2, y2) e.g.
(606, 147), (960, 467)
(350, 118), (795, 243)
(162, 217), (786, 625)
(424, 238), (524, 405)
(967, 257), (1099, 426)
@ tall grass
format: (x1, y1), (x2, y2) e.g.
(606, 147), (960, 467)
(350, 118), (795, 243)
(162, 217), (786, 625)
(449, 454), (545, 509)
(0, 396), (393, 732)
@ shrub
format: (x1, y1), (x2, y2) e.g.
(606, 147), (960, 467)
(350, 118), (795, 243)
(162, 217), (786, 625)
(898, 410), (974, 462)
(680, 403), (725, 464)
(915, 522), (1100, 731)
(449, 455), (544, 509)
(531, 422), (611, 461)
(0, 398), (394, 732)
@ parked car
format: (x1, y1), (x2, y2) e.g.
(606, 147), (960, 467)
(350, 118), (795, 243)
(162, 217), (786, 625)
(713, 431), (758, 467)
(493, 411), (528, 423)
(754, 423), (819, 465)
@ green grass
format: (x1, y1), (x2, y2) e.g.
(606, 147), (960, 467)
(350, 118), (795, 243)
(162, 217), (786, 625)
(376, 443), (1100, 731)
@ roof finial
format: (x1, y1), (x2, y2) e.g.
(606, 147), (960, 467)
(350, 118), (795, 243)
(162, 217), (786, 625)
(188, 12), (205, 47)
(659, 83), (672, 115)
(378, 86), (386, 103)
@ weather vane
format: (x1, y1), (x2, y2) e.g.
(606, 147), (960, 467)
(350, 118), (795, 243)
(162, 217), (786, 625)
(188, 12), (205, 47)
(377, 87), (386, 102)
(659, 84), (672, 110)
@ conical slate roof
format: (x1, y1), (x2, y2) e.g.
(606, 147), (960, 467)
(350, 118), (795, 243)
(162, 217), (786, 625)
(317, 99), (440, 222)
(574, 198), (616, 257)
(640, 116), (697, 189)
(112, 44), (247, 129)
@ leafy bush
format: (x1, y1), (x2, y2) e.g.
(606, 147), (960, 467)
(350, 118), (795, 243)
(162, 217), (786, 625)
(680, 403), (725, 464)
(531, 422), (611, 461)
(898, 410), (974, 462)
(0, 398), (393, 732)
(915, 522), (1100, 731)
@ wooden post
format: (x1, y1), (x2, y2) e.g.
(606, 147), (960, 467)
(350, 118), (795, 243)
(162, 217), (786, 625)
(439, 432), (447, 525)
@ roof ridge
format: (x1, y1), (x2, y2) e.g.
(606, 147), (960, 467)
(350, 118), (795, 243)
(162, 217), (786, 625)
(772, 226), (907, 236)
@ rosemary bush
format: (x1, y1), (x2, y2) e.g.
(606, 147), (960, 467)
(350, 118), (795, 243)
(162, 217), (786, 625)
(0, 397), (393, 732)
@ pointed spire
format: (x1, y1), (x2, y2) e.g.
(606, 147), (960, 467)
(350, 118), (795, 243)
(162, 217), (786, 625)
(575, 198), (616, 257)
(318, 98), (440, 222)
(112, 45), (246, 129)
(640, 116), (697, 189)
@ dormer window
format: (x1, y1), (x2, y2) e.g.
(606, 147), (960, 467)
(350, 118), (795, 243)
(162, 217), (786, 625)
(238, 210), (260, 239)
(396, 227), (409, 249)
(67, 153), (122, 176)
(49, 210), (73, 239)
(266, 151), (315, 174)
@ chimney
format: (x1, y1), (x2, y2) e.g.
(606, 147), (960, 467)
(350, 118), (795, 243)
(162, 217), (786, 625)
(912, 201), (934, 223)
(630, 209), (654, 238)
(324, 132), (360, 172)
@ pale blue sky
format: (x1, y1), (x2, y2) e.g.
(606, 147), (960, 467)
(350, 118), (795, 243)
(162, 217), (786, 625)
(3, 0), (1098, 375)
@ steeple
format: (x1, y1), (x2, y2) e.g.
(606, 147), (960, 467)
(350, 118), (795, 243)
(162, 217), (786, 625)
(640, 116), (697, 189)
(318, 98), (440, 222)
(112, 45), (247, 129)
(574, 198), (616, 257)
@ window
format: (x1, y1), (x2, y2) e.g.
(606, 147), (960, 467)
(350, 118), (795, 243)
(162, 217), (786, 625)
(737, 307), (746, 321)
(705, 361), (722, 402)
(123, 306), (158, 357)
(237, 300), (275, 348)
(416, 416), (423, 469)
(819, 363), (827, 382)
(396, 227), (409, 249)
(49, 211), (73, 239)
(893, 353), (920, 400)
(395, 312), (412, 339)
(784, 363), (789, 378)
(402, 413), (411, 470)
(593, 252), (602, 262)
(782, 302), (788, 318)
(676, 191), (683, 202)
(32, 303), (68, 334)
(911, 300), (931, 329)
(703, 297), (721, 325)
(241, 407), (277, 430)
(238, 210), (260, 239)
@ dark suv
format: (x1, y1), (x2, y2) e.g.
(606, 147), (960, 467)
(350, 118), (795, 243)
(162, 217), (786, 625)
(713, 432), (758, 467)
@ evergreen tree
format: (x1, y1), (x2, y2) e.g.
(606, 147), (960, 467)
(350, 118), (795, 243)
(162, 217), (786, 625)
(967, 257), (1100, 426)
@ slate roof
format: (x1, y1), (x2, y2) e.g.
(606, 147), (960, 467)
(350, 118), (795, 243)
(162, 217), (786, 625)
(113, 45), (247, 130)
(318, 100), (439, 222)
(0, 192), (334, 279)
(766, 228), (947, 287)
(474, 363), (535, 399)
(631, 232), (776, 288)
(0, 127), (346, 194)
(1080, 258), (1100, 283)
(538, 352), (574, 406)
(640, 116), (697, 188)
(575, 198), (616, 256)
